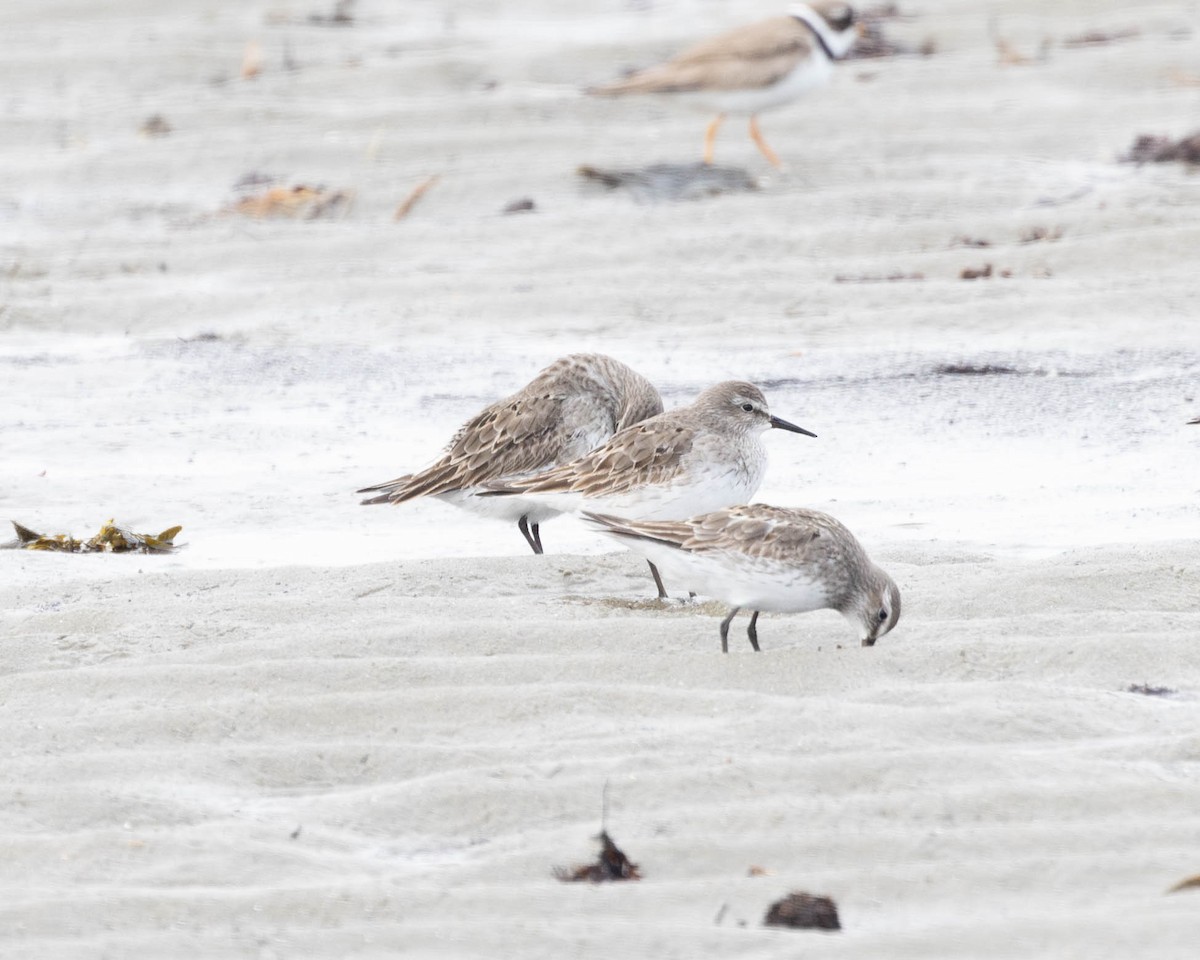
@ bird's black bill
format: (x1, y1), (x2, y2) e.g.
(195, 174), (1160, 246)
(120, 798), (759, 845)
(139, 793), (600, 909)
(769, 415), (817, 438)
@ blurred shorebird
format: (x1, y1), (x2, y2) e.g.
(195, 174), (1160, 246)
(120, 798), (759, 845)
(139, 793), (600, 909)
(588, 2), (860, 168)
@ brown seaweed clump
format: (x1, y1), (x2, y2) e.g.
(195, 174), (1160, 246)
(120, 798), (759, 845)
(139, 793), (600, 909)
(229, 184), (353, 219)
(2, 519), (182, 554)
(554, 830), (641, 883)
(763, 891), (841, 930)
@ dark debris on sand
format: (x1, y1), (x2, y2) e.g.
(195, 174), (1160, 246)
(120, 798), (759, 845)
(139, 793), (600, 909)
(554, 830), (641, 883)
(834, 271), (924, 283)
(846, 4), (937, 60)
(1168, 874), (1200, 893)
(1120, 131), (1200, 165)
(763, 891), (841, 930)
(959, 263), (1014, 280)
(933, 363), (1022, 376)
(501, 197), (536, 214)
(308, 0), (355, 25)
(1127, 683), (1177, 697)
(1063, 27), (1140, 48)
(577, 163), (757, 203)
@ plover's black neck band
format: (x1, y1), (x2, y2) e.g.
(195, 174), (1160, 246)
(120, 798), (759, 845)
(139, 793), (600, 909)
(790, 10), (839, 61)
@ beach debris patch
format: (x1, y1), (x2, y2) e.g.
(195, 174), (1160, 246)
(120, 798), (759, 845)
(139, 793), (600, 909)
(554, 830), (641, 883)
(393, 175), (441, 220)
(1127, 683), (1176, 697)
(846, 4), (937, 60)
(1063, 27), (1140, 48)
(834, 271), (924, 284)
(228, 184), (353, 219)
(3, 519), (183, 554)
(140, 114), (172, 138)
(309, 0), (356, 26)
(763, 891), (842, 931)
(578, 163), (757, 203)
(1120, 131), (1200, 165)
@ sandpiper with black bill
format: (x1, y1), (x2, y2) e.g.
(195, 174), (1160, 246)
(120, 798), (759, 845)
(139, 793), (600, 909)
(584, 504), (901, 652)
(480, 381), (816, 597)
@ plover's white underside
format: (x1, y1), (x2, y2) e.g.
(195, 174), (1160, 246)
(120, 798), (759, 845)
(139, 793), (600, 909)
(588, 3), (860, 167)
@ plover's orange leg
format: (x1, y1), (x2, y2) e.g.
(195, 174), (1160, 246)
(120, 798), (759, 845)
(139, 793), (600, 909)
(703, 113), (725, 164)
(748, 115), (782, 168)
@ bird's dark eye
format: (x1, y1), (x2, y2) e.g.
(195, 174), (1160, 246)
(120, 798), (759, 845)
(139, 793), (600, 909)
(878, 608), (888, 622)
(741, 403), (754, 412)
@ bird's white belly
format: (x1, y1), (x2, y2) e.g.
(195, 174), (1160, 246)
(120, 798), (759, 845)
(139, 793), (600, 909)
(678, 54), (833, 116)
(439, 489), (565, 525)
(581, 466), (759, 521)
(627, 543), (831, 613)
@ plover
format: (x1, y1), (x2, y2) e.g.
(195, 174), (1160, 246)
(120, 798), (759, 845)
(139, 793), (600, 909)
(584, 504), (901, 652)
(588, 2), (860, 168)
(357, 354), (663, 554)
(481, 381), (816, 596)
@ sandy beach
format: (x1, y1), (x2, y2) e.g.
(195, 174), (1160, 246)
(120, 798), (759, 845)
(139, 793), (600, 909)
(3, 0), (1200, 956)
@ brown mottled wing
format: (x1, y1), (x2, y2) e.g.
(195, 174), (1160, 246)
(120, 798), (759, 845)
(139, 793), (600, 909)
(359, 392), (588, 503)
(588, 504), (824, 558)
(498, 417), (696, 497)
(680, 504), (824, 558)
(592, 17), (813, 95)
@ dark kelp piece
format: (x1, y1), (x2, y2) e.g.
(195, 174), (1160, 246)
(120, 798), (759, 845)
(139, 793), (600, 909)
(554, 830), (641, 883)
(578, 163), (757, 203)
(1063, 27), (1139, 48)
(1127, 683), (1176, 697)
(763, 891), (841, 931)
(934, 363), (1021, 376)
(1120, 132), (1200, 165)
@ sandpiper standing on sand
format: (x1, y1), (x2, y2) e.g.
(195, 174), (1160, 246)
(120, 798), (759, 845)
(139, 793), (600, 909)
(481, 381), (816, 596)
(357, 354), (663, 555)
(584, 504), (901, 652)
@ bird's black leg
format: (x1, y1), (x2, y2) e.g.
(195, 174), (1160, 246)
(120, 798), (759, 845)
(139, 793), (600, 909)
(531, 522), (543, 555)
(747, 610), (761, 652)
(648, 561), (668, 600)
(719, 607), (741, 654)
(518, 516), (543, 555)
